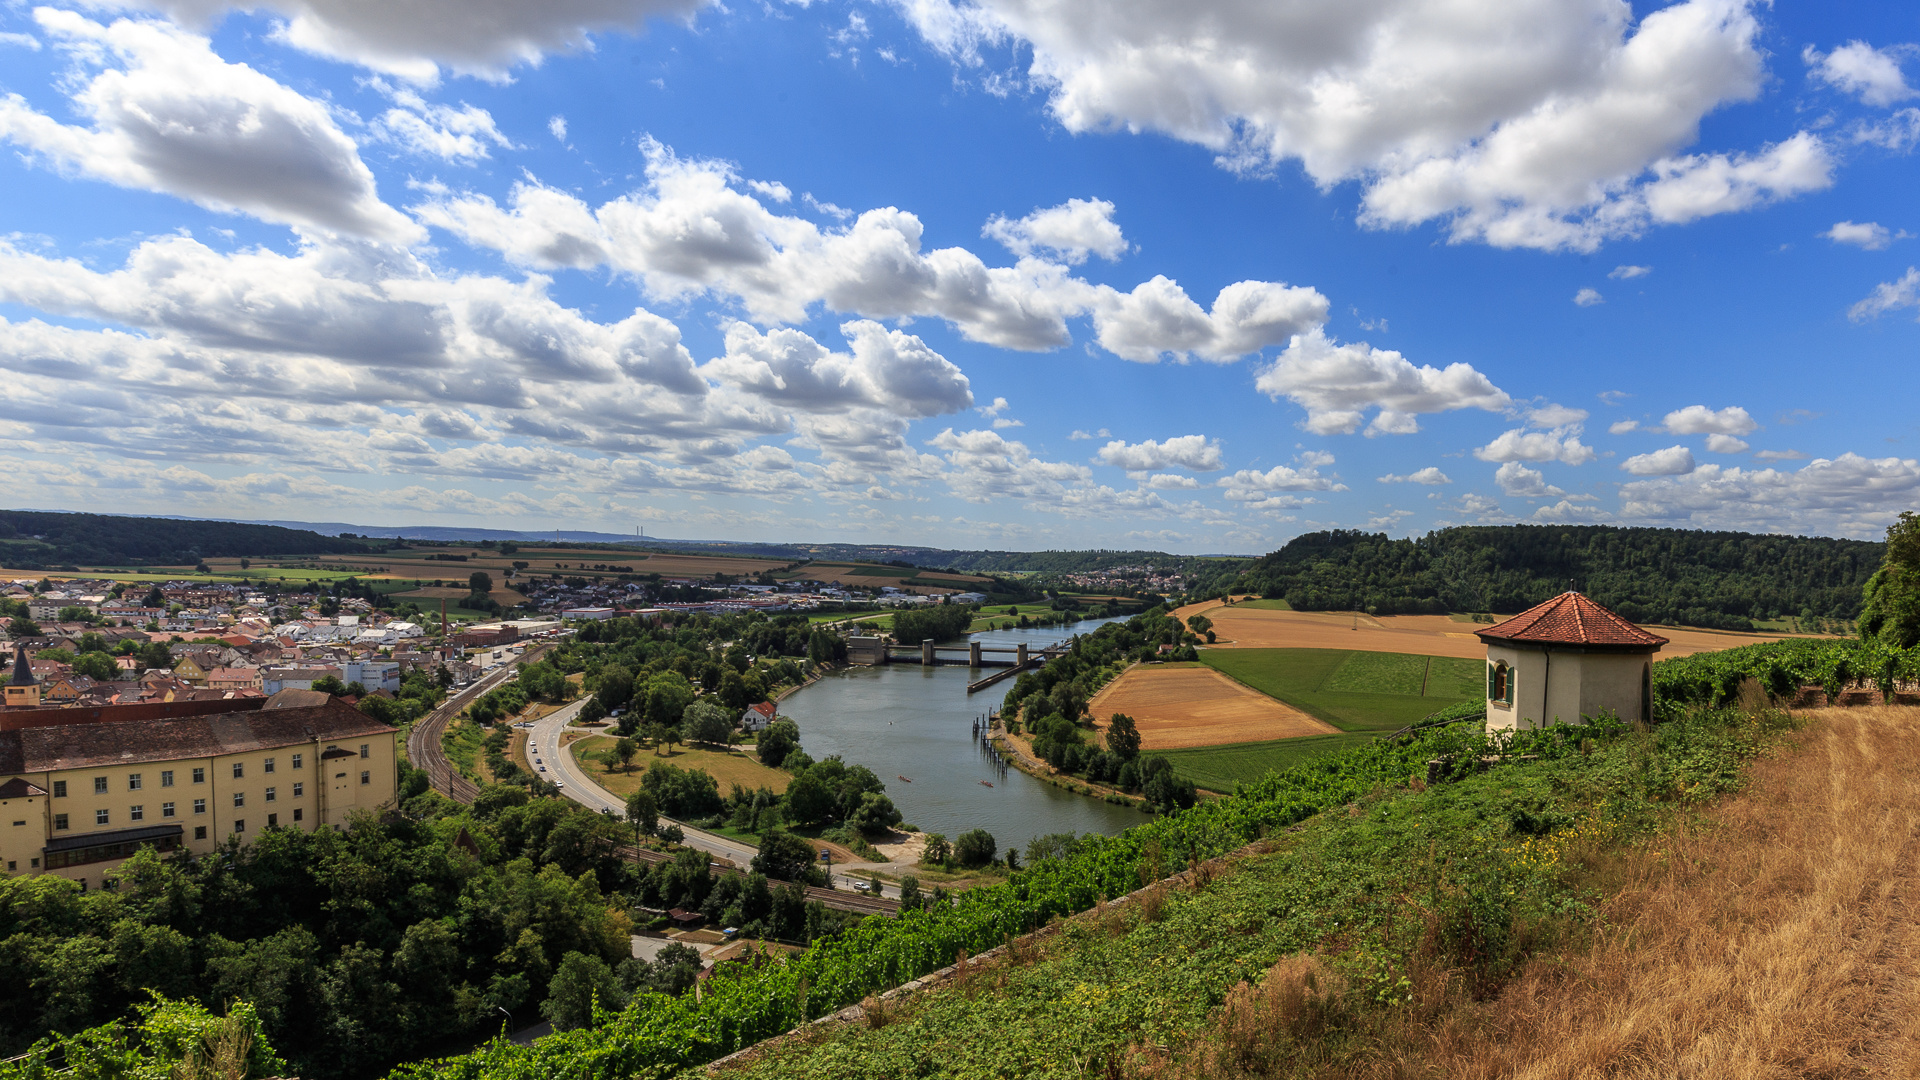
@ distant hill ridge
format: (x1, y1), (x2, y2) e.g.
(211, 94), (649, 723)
(0, 509), (376, 568)
(1235, 524), (1883, 630)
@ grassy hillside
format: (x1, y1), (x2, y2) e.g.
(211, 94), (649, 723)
(711, 704), (1801, 1079)
(1234, 524), (1881, 629)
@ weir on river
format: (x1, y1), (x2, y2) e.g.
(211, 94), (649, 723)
(777, 618), (1147, 856)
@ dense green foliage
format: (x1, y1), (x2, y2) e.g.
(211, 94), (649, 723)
(0, 997), (287, 1080)
(0, 510), (376, 567)
(1649, 635), (1920, 712)
(1232, 525), (1882, 628)
(716, 704), (1795, 1079)
(886, 603), (978, 645)
(0, 779), (641, 1079)
(1860, 511), (1920, 649)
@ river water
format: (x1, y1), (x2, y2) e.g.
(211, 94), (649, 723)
(777, 617), (1150, 857)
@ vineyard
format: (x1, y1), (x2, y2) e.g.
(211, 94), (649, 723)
(376, 613), (1915, 1080)
(1650, 636), (1914, 714)
(398, 711), (1652, 1080)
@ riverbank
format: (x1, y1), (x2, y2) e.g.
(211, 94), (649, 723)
(775, 621), (1150, 856)
(989, 715), (1149, 810)
(774, 661), (839, 702)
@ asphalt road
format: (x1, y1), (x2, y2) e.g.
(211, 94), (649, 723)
(526, 709), (901, 898)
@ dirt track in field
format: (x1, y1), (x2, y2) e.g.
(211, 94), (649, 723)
(1086, 666), (1338, 750)
(1175, 601), (1815, 660)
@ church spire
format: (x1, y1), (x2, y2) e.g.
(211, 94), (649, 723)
(9, 645), (34, 687)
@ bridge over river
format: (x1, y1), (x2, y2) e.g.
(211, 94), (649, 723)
(848, 636), (1073, 692)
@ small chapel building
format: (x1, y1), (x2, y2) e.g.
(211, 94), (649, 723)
(1475, 591), (1667, 731)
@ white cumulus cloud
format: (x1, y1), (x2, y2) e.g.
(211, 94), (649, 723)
(1255, 329), (1510, 436)
(702, 320), (973, 418)
(1475, 421), (1596, 465)
(983, 197), (1127, 263)
(891, 0), (1827, 251)
(1620, 453), (1920, 535)
(0, 10), (420, 243)
(1494, 461), (1567, 497)
(1850, 267), (1920, 322)
(416, 143), (1328, 361)
(1574, 288), (1604, 307)
(1622, 445), (1697, 475)
(1094, 434), (1224, 472)
(1805, 41), (1916, 108)
(1705, 433), (1749, 454)
(126, 0), (711, 83)
(1609, 265), (1652, 279)
(1662, 404), (1757, 436)
(1378, 467), (1451, 485)
(1824, 221), (1895, 250)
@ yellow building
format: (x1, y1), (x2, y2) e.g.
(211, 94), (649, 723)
(0, 693), (399, 888)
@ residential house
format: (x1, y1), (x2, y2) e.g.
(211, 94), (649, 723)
(739, 701), (778, 733)
(207, 667), (263, 693)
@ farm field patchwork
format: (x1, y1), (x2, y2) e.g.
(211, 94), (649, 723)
(1186, 602), (1802, 659)
(776, 560), (993, 594)
(1199, 648), (1479, 734)
(315, 546), (795, 582)
(1086, 665), (1339, 750)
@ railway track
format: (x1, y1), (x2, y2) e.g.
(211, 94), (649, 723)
(406, 644), (550, 801)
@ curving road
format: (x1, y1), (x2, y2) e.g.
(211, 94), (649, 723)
(528, 708), (904, 904)
(408, 650), (897, 916)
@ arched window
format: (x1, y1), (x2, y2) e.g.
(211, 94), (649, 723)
(1488, 661), (1512, 705)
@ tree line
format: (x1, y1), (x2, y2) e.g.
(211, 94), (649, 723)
(1004, 608), (1202, 811)
(1229, 524), (1882, 629)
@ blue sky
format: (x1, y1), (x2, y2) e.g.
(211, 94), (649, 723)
(0, 0), (1916, 552)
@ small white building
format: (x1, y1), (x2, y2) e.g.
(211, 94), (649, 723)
(739, 701), (778, 732)
(1477, 591), (1666, 731)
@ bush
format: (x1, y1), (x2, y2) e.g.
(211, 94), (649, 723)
(953, 828), (997, 867)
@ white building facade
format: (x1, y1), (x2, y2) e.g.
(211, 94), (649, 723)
(1477, 592), (1666, 732)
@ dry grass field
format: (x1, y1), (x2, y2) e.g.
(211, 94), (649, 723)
(570, 736), (792, 795)
(1086, 665), (1339, 749)
(1178, 600), (1815, 660)
(1337, 703), (1920, 1079)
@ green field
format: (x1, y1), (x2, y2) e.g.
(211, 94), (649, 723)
(1203, 648), (1481, 732)
(1168, 648), (1484, 792)
(1228, 597), (1292, 610)
(1158, 733), (1370, 793)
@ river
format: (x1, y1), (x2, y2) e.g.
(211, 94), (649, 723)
(777, 617), (1151, 858)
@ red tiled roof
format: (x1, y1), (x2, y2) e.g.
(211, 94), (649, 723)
(0, 697), (394, 773)
(1476, 592), (1668, 651)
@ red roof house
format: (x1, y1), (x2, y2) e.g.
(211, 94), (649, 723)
(1475, 592), (1665, 732)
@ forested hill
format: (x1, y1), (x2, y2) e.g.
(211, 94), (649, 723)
(1236, 525), (1884, 630)
(0, 509), (377, 567)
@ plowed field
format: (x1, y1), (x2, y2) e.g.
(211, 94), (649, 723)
(1086, 666), (1338, 749)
